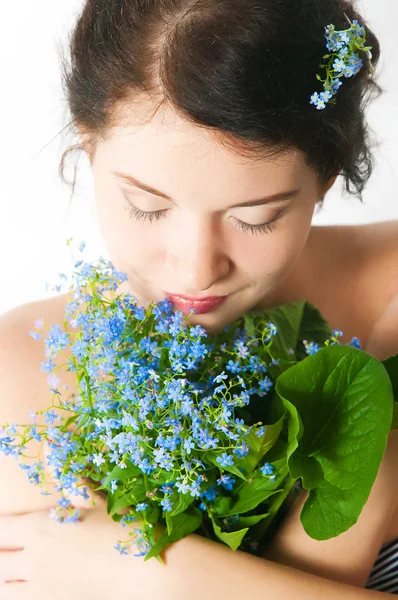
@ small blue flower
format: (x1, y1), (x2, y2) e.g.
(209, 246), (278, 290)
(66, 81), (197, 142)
(217, 474), (236, 491)
(44, 409), (59, 425)
(160, 496), (174, 512)
(332, 330), (343, 338)
(57, 496), (71, 510)
(338, 46), (349, 58)
(110, 479), (119, 493)
(349, 336), (362, 350)
(256, 426), (267, 438)
(260, 462), (274, 476)
(213, 371), (228, 384)
(216, 452), (234, 468)
(339, 32), (350, 44)
(330, 79), (343, 94)
(333, 58), (346, 73)
(201, 486), (219, 502)
(136, 502), (148, 512)
(310, 92), (320, 106)
(344, 65), (355, 78)
(92, 453), (106, 467)
(320, 90), (333, 103)
(115, 542), (129, 555)
(303, 340), (320, 355)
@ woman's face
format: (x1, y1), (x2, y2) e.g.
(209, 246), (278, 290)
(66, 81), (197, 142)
(87, 102), (334, 333)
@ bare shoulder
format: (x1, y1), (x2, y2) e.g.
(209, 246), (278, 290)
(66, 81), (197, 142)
(0, 293), (76, 514)
(0, 292), (76, 418)
(350, 221), (398, 361)
(311, 220), (398, 264)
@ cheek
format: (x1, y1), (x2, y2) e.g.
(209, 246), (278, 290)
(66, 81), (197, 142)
(243, 213), (312, 282)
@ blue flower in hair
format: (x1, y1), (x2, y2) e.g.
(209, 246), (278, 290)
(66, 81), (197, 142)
(310, 15), (373, 110)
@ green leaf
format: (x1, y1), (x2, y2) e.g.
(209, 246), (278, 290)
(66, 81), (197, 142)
(149, 470), (178, 486)
(289, 451), (323, 490)
(97, 463), (142, 490)
(146, 505), (160, 525)
(235, 412), (285, 475)
(211, 495), (234, 517)
(296, 302), (332, 361)
(243, 313), (256, 338)
(158, 349), (169, 372)
(219, 476), (283, 517)
(233, 513), (270, 527)
(75, 413), (90, 431)
(107, 490), (114, 515)
(249, 301), (331, 373)
(165, 511), (174, 535)
(168, 491), (195, 517)
(63, 415), (79, 429)
(144, 507), (203, 561)
(210, 517), (249, 551)
(257, 301), (305, 363)
(276, 344), (394, 539)
(108, 478), (147, 516)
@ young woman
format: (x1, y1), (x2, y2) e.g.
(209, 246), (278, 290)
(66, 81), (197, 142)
(1, 0), (397, 597)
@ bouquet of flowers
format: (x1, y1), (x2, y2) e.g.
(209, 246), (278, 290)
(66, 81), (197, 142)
(1, 239), (397, 564)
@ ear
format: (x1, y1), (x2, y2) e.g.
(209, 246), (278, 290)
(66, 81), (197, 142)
(77, 126), (97, 165)
(323, 173), (339, 195)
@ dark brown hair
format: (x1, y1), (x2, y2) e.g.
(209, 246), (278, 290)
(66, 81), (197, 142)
(57, 0), (383, 205)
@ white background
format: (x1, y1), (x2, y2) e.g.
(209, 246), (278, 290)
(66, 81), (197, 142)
(0, 0), (397, 317)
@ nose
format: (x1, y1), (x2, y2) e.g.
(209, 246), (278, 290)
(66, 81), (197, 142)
(165, 216), (231, 293)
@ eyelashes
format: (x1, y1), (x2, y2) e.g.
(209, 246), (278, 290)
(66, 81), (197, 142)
(123, 199), (279, 236)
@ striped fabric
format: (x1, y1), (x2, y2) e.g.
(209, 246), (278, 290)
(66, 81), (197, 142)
(365, 538), (398, 594)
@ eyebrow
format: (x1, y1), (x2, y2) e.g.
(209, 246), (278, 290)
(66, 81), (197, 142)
(113, 171), (302, 208)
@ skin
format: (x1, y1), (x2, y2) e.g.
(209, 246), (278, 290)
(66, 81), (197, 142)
(83, 98), (337, 334)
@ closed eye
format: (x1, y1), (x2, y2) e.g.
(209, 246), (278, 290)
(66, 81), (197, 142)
(123, 199), (279, 236)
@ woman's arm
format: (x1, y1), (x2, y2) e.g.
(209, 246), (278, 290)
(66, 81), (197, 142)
(133, 532), (393, 600)
(262, 430), (398, 587)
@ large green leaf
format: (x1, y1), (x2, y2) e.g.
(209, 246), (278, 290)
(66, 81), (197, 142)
(276, 344), (394, 539)
(288, 451), (323, 490)
(144, 507), (203, 561)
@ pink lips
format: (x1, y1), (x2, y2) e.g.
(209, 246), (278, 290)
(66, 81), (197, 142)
(166, 294), (228, 314)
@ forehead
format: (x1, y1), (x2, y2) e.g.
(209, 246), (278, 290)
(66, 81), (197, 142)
(94, 99), (310, 192)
